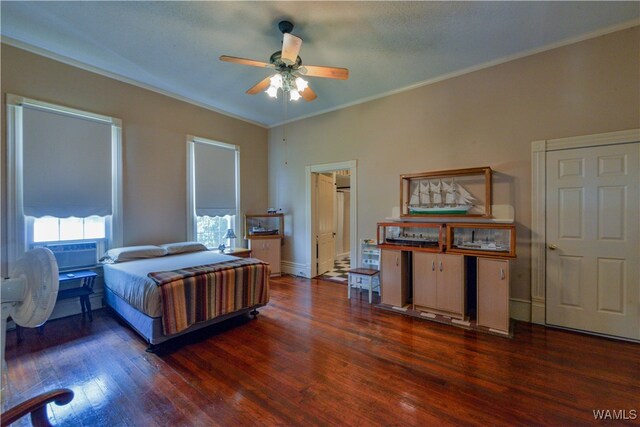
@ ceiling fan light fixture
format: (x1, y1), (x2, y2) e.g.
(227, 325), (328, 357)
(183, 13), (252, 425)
(266, 85), (279, 98)
(289, 89), (301, 101)
(294, 77), (308, 93)
(270, 73), (283, 89)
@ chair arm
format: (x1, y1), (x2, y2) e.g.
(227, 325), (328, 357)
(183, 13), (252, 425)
(1, 388), (74, 427)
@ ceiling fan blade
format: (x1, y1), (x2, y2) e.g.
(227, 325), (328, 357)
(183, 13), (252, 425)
(303, 65), (349, 80)
(301, 85), (317, 102)
(246, 75), (273, 95)
(219, 55), (273, 69)
(281, 33), (302, 64)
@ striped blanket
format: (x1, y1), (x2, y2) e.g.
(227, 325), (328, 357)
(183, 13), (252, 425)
(148, 258), (270, 335)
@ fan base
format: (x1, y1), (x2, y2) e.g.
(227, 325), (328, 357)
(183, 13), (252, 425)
(278, 20), (294, 34)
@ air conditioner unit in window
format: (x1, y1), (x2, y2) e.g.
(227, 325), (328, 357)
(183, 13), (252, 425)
(33, 242), (98, 271)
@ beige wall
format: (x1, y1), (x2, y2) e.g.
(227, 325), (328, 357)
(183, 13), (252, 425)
(1, 44), (269, 275)
(268, 27), (640, 303)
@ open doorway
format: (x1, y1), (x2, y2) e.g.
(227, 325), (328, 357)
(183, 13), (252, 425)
(315, 170), (351, 282)
(305, 161), (357, 280)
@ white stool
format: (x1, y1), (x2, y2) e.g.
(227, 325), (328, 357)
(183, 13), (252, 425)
(347, 268), (380, 304)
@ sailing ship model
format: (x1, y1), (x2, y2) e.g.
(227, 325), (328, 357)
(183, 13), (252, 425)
(408, 179), (475, 215)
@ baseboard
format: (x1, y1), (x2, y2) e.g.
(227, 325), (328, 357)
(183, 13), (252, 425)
(509, 298), (531, 322)
(281, 261), (311, 278)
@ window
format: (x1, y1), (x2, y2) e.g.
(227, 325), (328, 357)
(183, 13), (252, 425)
(30, 216), (107, 242)
(196, 215), (235, 249)
(187, 136), (240, 249)
(6, 94), (122, 268)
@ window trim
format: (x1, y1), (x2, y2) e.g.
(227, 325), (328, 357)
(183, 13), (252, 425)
(186, 135), (241, 243)
(6, 94), (123, 269)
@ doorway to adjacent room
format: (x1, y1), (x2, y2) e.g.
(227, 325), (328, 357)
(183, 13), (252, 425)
(305, 161), (357, 280)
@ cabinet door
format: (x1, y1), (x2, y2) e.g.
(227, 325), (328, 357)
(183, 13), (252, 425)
(436, 254), (464, 316)
(413, 252), (437, 309)
(477, 258), (510, 332)
(380, 249), (405, 307)
(249, 238), (281, 275)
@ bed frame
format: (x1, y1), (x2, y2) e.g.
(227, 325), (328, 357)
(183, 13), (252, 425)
(104, 286), (263, 352)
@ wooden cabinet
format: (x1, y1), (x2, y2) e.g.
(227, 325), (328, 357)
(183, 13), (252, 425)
(477, 258), (510, 333)
(437, 254), (465, 316)
(413, 252), (465, 319)
(249, 238), (281, 276)
(380, 249), (408, 307)
(413, 252), (437, 310)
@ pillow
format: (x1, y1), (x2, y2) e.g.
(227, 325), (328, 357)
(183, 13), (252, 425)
(100, 245), (167, 263)
(159, 241), (208, 255)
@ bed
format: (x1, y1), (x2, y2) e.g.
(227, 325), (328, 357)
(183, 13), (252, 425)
(102, 246), (270, 350)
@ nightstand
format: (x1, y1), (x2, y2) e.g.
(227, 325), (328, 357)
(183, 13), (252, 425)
(223, 247), (252, 258)
(58, 270), (98, 321)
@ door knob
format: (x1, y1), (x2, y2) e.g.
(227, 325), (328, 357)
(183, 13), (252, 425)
(548, 244), (558, 250)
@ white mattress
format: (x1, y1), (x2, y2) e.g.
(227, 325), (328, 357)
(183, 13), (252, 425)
(103, 251), (238, 317)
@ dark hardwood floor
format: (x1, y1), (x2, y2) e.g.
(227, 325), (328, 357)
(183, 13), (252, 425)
(3, 276), (639, 426)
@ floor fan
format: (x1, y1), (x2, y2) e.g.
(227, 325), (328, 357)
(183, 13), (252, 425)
(1, 248), (60, 365)
(1, 248), (73, 426)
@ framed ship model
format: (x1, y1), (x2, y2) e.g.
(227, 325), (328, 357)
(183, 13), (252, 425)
(377, 222), (444, 253)
(446, 223), (516, 258)
(244, 213), (284, 239)
(400, 167), (492, 218)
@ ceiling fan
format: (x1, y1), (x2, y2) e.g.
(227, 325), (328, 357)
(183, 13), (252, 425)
(219, 20), (349, 102)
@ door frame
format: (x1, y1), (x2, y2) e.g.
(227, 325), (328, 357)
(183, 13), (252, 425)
(530, 128), (640, 324)
(306, 160), (357, 278)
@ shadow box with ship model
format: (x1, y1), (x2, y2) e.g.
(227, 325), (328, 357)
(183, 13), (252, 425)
(400, 166), (492, 218)
(244, 213), (284, 239)
(377, 222), (444, 253)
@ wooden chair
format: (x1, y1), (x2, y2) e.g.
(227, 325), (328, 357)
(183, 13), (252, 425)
(1, 389), (73, 427)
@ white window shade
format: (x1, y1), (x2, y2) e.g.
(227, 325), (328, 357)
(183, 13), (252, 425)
(194, 141), (237, 217)
(23, 106), (112, 218)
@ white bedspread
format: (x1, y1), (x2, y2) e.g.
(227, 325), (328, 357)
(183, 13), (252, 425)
(103, 251), (238, 317)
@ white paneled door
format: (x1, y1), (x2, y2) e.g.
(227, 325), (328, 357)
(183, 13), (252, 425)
(546, 143), (639, 340)
(316, 173), (336, 275)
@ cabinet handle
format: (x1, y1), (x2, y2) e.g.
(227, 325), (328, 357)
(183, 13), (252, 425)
(431, 260), (435, 271)
(395, 256), (399, 267)
(439, 261), (443, 272)
(500, 268), (505, 280)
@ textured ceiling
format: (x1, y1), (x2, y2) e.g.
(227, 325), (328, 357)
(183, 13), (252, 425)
(1, 2), (638, 127)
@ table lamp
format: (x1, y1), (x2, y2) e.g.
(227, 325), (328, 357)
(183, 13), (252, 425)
(224, 228), (237, 252)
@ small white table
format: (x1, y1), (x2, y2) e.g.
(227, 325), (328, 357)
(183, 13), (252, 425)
(347, 268), (380, 304)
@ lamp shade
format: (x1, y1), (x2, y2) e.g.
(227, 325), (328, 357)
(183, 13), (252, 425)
(225, 229), (237, 239)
